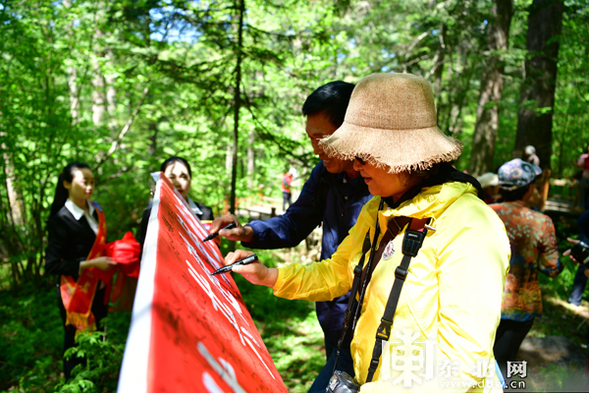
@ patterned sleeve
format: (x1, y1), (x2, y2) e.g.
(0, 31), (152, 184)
(537, 216), (562, 277)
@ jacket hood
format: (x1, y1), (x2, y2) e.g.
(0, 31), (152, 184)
(360, 180), (480, 229)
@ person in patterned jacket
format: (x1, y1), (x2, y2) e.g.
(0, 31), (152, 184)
(491, 158), (563, 379)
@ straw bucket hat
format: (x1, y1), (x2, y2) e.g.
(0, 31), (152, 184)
(320, 73), (462, 174)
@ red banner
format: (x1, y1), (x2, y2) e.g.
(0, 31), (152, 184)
(119, 173), (287, 393)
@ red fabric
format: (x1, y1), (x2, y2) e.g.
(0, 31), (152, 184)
(281, 172), (292, 193)
(105, 231), (141, 278)
(102, 232), (141, 310)
(60, 201), (107, 331)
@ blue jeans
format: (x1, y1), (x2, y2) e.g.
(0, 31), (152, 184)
(568, 232), (589, 306)
(307, 335), (355, 393)
(569, 264), (588, 306)
(282, 191), (292, 211)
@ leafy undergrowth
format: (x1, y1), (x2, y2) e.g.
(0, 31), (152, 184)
(6, 223), (589, 392)
(234, 244), (326, 392)
(0, 280), (132, 393)
(512, 254), (589, 392)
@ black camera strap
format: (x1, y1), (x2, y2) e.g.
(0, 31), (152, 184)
(365, 218), (431, 383)
(333, 199), (385, 373)
(332, 230), (371, 373)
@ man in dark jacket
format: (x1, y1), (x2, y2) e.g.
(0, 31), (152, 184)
(211, 81), (372, 392)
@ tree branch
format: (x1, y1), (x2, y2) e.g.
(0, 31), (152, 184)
(96, 85), (150, 169)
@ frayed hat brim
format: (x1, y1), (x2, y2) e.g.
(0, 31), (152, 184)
(321, 122), (462, 174)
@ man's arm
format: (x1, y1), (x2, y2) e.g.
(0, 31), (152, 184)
(244, 162), (327, 250)
(209, 162), (328, 249)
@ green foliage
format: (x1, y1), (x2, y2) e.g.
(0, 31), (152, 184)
(0, 281), (64, 391)
(2, 0), (587, 288)
(57, 324), (126, 393)
(1, 0), (589, 387)
(233, 247), (325, 392)
(0, 279), (131, 392)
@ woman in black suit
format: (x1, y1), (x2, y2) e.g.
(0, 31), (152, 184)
(45, 162), (117, 380)
(136, 156), (214, 247)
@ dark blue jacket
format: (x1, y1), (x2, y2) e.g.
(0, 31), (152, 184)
(244, 161), (372, 340)
(579, 210), (589, 237)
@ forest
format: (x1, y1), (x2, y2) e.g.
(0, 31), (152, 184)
(1, 0), (589, 391)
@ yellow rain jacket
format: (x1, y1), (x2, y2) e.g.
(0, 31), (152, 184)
(273, 181), (510, 392)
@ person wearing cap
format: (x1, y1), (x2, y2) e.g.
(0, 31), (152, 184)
(524, 145), (540, 167)
(490, 158), (563, 379)
(223, 73), (510, 391)
(477, 172), (500, 204)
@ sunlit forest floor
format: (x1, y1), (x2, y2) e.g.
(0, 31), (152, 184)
(3, 214), (589, 392)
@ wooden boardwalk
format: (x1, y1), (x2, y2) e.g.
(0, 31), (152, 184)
(232, 196), (283, 221)
(543, 177), (586, 215)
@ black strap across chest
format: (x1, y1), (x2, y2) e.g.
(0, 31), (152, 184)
(365, 217), (430, 383)
(332, 202), (431, 382)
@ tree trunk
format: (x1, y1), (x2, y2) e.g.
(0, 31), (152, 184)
(468, 0), (513, 176)
(64, 0), (79, 124)
(105, 48), (118, 132)
(229, 0), (245, 217)
(92, 28), (106, 126)
(68, 67), (80, 124)
(247, 128), (255, 189)
(432, 22), (446, 99)
(515, 0), (564, 169)
(225, 143), (232, 178)
(0, 138), (25, 287)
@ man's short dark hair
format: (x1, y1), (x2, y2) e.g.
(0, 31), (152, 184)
(302, 81), (355, 128)
(500, 183), (532, 202)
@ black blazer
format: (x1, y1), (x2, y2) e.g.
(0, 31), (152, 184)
(45, 205), (99, 281)
(135, 201), (213, 248)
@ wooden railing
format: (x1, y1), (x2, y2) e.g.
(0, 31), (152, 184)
(222, 195), (282, 220)
(543, 169), (587, 214)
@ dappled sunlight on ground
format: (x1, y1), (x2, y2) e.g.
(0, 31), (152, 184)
(514, 295), (589, 392)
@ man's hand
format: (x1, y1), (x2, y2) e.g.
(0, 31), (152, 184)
(224, 250), (278, 288)
(563, 238), (589, 278)
(210, 214), (255, 242)
(563, 237), (581, 262)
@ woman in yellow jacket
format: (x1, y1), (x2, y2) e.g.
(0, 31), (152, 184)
(225, 73), (510, 392)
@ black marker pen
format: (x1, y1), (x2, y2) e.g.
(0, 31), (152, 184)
(202, 222), (237, 242)
(210, 254), (258, 276)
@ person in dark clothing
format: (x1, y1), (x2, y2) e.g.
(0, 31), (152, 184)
(567, 210), (589, 306)
(210, 81), (372, 392)
(136, 156), (214, 249)
(45, 162), (118, 380)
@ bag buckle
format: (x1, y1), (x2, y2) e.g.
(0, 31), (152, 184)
(395, 265), (408, 280)
(402, 230), (426, 257)
(376, 318), (393, 340)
